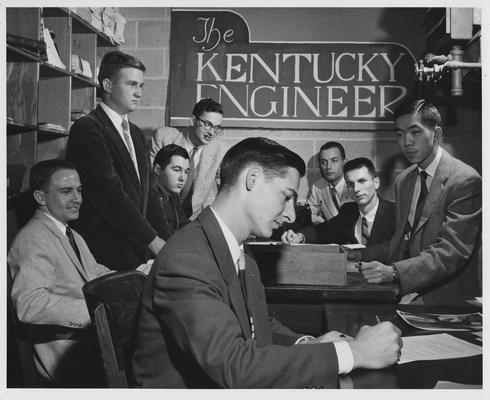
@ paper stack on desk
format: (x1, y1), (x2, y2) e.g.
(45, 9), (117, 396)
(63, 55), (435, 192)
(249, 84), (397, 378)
(399, 333), (482, 364)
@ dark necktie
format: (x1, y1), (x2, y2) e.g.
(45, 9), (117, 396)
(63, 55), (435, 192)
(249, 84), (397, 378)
(330, 185), (340, 211)
(66, 226), (82, 264)
(412, 170), (428, 233)
(237, 249), (255, 340)
(361, 216), (370, 245)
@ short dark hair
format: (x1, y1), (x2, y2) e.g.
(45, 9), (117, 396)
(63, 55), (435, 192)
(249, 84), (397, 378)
(29, 159), (77, 192)
(219, 137), (306, 191)
(98, 50), (146, 90)
(343, 157), (377, 178)
(153, 144), (189, 170)
(393, 98), (442, 129)
(319, 141), (346, 160)
(192, 98), (223, 118)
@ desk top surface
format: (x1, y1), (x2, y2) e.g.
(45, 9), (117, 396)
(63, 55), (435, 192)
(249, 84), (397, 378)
(265, 272), (400, 301)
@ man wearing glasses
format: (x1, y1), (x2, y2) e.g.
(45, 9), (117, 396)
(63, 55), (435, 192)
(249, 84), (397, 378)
(151, 98), (227, 220)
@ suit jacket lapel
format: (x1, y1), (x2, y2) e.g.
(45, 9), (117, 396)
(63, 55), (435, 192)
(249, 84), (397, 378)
(34, 211), (90, 282)
(94, 106), (142, 192)
(412, 150), (450, 235)
(399, 167), (418, 228)
(369, 198), (386, 244)
(198, 208), (252, 338)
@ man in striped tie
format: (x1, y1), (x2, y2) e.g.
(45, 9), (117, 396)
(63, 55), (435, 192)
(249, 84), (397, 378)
(282, 158), (395, 247)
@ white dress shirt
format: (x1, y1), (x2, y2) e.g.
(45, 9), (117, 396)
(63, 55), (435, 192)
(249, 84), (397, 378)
(210, 207), (354, 375)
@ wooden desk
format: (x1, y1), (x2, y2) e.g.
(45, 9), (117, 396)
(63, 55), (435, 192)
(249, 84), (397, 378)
(348, 304), (483, 388)
(266, 272), (400, 336)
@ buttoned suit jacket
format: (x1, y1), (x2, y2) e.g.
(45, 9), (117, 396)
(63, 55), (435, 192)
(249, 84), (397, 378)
(307, 177), (354, 224)
(301, 197), (395, 246)
(362, 149), (482, 305)
(150, 127), (228, 220)
(132, 207), (339, 388)
(7, 210), (112, 380)
(66, 105), (163, 270)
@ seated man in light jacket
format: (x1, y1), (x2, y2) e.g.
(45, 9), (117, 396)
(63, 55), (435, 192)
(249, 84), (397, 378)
(150, 98), (228, 220)
(8, 159), (149, 387)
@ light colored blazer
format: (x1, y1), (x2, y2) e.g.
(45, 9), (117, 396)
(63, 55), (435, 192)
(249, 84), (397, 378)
(7, 210), (112, 380)
(150, 126), (228, 220)
(362, 149), (481, 305)
(307, 176), (354, 224)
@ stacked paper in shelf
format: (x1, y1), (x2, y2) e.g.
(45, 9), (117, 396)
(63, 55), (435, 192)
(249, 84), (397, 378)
(43, 28), (66, 69)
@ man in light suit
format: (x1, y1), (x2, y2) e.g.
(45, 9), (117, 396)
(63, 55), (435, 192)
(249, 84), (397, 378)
(7, 160), (113, 386)
(307, 141), (354, 224)
(67, 51), (166, 271)
(132, 137), (402, 388)
(359, 99), (481, 305)
(283, 157), (395, 246)
(150, 98), (228, 220)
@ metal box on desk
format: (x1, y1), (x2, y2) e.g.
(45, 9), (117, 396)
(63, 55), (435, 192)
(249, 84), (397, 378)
(246, 243), (346, 286)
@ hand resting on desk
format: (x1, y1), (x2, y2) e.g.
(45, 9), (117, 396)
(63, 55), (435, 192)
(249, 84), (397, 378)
(359, 261), (393, 283)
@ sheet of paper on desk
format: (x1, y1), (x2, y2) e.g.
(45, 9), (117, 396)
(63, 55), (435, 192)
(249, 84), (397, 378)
(398, 333), (482, 364)
(434, 381), (482, 389)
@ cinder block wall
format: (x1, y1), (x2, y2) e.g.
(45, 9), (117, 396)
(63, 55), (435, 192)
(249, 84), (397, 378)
(120, 7), (481, 202)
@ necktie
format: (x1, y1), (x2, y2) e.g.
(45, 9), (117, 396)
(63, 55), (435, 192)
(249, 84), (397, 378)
(121, 119), (140, 180)
(66, 226), (82, 263)
(238, 249), (255, 340)
(330, 185), (340, 211)
(412, 170), (428, 234)
(361, 216), (370, 245)
(181, 147), (198, 201)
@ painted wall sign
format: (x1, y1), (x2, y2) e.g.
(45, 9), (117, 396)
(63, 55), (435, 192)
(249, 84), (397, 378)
(169, 9), (417, 130)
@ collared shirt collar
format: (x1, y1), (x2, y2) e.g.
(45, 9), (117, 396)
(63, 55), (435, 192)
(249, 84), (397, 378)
(418, 146), (442, 177)
(42, 211), (68, 235)
(330, 177), (346, 193)
(210, 206), (242, 271)
(100, 102), (127, 132)
(359, 196), (379, 224)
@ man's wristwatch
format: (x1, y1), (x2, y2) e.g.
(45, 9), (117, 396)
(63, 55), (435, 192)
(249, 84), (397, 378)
(295, 335), (316, 344)
(390, 264), (400, 282)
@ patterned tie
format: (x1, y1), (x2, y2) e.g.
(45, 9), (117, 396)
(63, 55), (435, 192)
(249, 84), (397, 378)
(412, 170), (428, 234)
(181, 147), (198, 201)
(361, 216), (370, 245)
(121, 119), (140, 180)
(238, 249), (255, 340)
(66, 226), (82, 263)
(330, 185), (340, 211)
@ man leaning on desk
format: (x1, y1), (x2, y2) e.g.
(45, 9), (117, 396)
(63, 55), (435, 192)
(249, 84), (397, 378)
(356, 99), (482, 305)
(132, 137), (402, 388)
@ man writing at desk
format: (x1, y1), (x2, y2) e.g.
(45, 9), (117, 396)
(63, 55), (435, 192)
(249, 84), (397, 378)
(132, 137), (402, 388)
(357, 99), (481, 305)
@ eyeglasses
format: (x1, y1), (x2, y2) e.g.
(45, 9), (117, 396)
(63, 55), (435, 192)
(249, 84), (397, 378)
(196, 116), (224, 135)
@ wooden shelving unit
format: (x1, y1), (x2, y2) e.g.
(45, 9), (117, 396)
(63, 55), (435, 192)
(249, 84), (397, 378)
(6, 7), (117, 201)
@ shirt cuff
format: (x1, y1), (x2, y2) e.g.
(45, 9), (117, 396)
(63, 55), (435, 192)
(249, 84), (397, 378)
(333, 340), (354, 375)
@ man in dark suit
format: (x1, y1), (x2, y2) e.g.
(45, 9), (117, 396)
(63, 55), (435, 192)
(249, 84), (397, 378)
(283, 157), (395, 246)
(66, 51), (165, 270)
(359, 99), (481, 305)
(132, 137), (402, 388)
